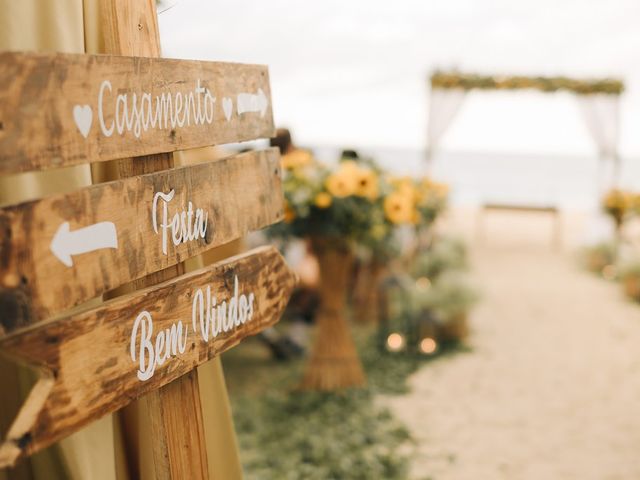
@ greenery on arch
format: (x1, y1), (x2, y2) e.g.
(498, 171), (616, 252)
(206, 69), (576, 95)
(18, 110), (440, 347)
(431, 71), (624, 95)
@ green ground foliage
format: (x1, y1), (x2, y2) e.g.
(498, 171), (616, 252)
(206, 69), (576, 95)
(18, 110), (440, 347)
(224, 328), (465, 479)
(234, 389), (410, 479)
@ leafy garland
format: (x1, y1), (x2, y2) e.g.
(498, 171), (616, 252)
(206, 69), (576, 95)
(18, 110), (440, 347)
(431, 71), (624, 95)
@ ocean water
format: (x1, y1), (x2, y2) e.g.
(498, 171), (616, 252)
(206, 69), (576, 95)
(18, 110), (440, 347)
(311, 146), (640, 211)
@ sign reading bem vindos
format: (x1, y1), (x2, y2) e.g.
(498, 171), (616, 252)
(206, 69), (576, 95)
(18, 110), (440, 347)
(0, 246), (297, 466)
(0, 52), (274, 173)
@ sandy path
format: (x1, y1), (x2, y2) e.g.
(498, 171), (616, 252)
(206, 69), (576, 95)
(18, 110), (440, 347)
(385, 224), (640, 479)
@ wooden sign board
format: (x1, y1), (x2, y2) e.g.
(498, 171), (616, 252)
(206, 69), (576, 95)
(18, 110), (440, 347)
(0, 52), (275, 174)
(0, 246), (297, 467)
(0, 148), (283, 331)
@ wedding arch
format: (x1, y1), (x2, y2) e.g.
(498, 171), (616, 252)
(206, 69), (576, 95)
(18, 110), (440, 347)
(426, 70), (625, 186)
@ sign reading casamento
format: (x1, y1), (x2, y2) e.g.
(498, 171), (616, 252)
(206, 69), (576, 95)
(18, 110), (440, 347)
(0, 52), (274, 173)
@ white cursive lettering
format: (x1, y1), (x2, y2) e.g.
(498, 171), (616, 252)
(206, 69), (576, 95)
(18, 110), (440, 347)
(152, 190), (208, 255)
(130, 310), (188, 381)
(97, 79), (216, 139)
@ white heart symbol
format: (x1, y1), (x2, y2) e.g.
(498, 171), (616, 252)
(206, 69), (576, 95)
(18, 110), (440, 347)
(73, 105), (93, 138)
(222, 97), (233, 122)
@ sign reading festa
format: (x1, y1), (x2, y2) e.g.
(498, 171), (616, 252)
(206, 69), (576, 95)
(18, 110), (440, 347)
(0, 13), (295, 475)
(0, 148), (284, 327)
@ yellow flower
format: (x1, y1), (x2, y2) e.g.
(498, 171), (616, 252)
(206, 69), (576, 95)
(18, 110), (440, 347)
(354, 168), (379, 199)
(284, 204), (295, 223)
(314, 192), (332, 208)
(338, 160), (359, 175)
(281, 150), (313, 170)
(604, 189), (631, 210)
(399, 183), (418, 201)
(421, 177), (435, 188)
(325, 168), (357, 197)
(389, 176), (418, 202)
(416, 177), (449, 204)
(432, 181), (449, 198)
(384, 191), (416, 224)
(389, 176), (413, 190)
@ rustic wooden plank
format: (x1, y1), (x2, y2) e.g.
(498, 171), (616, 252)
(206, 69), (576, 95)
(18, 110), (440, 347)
(147, 370), (209, 480)
(100, 0), (162, 57)
(0, 148), (284, 332)
(0, 246), (297, 468)
(0, 51), (275, 174)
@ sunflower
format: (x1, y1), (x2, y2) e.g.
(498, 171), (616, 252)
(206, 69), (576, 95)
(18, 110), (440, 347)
(283, 203), (296, 223)
(314, 192), (332, 208)
(354, 168), (379, 200)
(384, 191), (415, 224)
(281, 150), (313, 170)
(603, 189), (632, 212)
(389, 176), (418, 202)
(603, 189), (633, 226)
(325, 167), (358, 197)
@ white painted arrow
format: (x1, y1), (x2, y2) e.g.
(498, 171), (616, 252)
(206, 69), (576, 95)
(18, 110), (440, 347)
(236, 88), (268, 117)
(50, 221), (118, 267)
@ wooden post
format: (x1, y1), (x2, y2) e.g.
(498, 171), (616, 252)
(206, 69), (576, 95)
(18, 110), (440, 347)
(100, 1), (207, 477)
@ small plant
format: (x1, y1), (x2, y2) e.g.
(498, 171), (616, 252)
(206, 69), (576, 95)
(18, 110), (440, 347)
(381, 265), (479, 349)
(619, 262), (640, 301)
(410, 236), (468, 280)
(582, 242), (617, 277)
(415, 271), (479, 323)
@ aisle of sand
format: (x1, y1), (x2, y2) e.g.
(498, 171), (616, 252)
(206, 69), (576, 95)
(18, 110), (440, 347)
(385, 209), (640, 479)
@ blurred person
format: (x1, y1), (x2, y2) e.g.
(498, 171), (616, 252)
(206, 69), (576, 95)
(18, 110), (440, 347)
(271, 127), (314, 170)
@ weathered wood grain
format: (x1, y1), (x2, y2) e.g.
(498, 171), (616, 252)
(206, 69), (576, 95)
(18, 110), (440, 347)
(0, 51), (275, 174)
(0, 246), (297, 467)
(98, 1), (208, 478)
(0, 148), (283, 332)
(146, 369), (209, 480)
(101, 3), (222, 478)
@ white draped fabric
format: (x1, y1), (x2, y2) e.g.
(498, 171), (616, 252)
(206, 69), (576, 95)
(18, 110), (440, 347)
(578, 93), (620, 159)
(426, 87), (466, 169)
(425, 83), (623, 243)
(577, 93), (621, 243)
(578, 93), (621, 189)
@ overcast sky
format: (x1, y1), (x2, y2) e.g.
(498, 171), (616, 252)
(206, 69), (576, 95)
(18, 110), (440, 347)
(158, 0), (640, 157)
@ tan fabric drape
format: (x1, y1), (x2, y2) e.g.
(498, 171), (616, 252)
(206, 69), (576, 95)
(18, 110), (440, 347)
(0, 2), (116, 479)
(0, 3), (243, 480)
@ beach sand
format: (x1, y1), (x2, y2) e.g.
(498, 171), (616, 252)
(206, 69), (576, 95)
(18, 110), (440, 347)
(384, 208), (640, 479)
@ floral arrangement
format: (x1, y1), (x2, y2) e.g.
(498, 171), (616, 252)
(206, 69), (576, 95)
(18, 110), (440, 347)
(381, 236), (477, 351)
(270, 152), (448, 248)
(409, 271), (478, 322)
(619, 261), (640, 301)
(602, 189), (638, 227)
(384, 176), (448, 227)
(431, 71), (624, 95)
